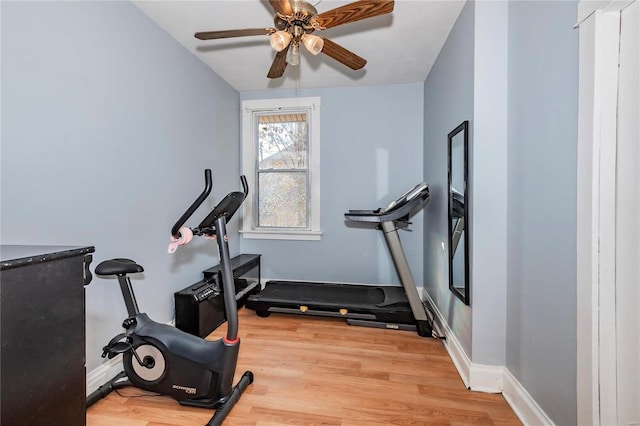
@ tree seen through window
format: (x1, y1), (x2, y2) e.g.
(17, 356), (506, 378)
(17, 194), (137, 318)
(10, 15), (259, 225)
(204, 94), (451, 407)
(257, 114), (308, 228)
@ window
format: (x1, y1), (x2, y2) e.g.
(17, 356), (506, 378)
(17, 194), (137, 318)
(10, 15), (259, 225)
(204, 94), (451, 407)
(241, 97), (321, 240)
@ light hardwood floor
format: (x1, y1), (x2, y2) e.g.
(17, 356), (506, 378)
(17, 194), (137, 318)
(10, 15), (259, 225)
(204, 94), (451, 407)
(86, 309), (521, 425)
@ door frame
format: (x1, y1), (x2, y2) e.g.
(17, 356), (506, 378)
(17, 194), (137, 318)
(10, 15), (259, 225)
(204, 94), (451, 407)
(575, 1), (636, 425)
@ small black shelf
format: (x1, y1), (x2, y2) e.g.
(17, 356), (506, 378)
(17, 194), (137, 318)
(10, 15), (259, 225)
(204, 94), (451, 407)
(203, 254), (261, 281)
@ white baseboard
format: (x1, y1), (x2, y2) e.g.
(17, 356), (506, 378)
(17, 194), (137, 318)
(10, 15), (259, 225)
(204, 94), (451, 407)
(422, 289), (501, 390)
(421, 289), (553, 425)
(431, 305), (472, 387)
(86, 354), (124, 396)
(469, 363), (504, 393)
(503, 369), (555, 426)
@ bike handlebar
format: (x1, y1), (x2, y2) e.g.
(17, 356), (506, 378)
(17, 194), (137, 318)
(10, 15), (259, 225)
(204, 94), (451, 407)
(240, 175), (249, 199)
(171, 169), (213, 238)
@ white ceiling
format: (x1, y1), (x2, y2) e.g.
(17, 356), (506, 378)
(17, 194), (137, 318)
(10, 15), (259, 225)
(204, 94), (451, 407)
(133, 0), (465, 92)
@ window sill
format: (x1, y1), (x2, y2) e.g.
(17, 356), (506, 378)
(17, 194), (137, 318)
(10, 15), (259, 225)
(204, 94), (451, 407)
(240, 229), (323, 241)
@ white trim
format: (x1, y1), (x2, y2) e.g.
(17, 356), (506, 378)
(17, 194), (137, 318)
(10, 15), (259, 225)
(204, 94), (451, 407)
(446, 332), (473, 389)
(422, 289), (554, 425)
(603, 0), (636, 11)
(576, 3), (625, 425)
(576, 10), (599, 425)
(421, 290), (503, 393)
(576, 0), (634, 25)
(577, 1), (611, 25)
(469, 364), (504, 393)
(241, 97), (321, 240)
(421, 290), (471, 387)
(240, 229), (322, 241)
(614, 2), (640, 423)
(594, 10), (621, 426)
(503, 369), (555, 426)
(86, 354), (124, 396)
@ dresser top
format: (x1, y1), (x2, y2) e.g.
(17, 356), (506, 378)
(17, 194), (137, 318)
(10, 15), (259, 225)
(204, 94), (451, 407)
(1, 245), (95, 270)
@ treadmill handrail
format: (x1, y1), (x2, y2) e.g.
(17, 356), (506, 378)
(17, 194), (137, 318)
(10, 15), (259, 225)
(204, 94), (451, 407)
(345, 184), (429, 224)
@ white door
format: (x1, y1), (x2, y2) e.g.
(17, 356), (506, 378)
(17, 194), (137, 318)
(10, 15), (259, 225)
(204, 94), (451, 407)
(615, 1), (639, 424)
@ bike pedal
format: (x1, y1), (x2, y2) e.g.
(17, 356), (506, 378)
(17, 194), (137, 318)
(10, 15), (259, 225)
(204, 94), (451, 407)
(102, 333), (133, 358)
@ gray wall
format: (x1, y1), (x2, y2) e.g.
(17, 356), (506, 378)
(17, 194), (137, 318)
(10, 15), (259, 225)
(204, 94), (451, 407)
(506, 1), (578, 424)
(240, 84), (425, 287)
(423, 0), (474, 357)
(423, 2), (579, 422)
(423, 0), (512, 367)
(1, 1), (241, 372)
(470, 0), (509, 366)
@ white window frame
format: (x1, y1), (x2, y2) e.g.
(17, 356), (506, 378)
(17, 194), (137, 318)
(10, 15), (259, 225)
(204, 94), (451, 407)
(240, 97), (322, 240)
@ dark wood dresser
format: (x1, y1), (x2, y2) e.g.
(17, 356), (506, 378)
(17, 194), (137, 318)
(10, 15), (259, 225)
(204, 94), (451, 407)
(1, 245), (94, 425)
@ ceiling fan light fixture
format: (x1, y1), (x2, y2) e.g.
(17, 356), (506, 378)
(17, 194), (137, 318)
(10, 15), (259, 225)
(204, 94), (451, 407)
(301, 33), (324, 55)
(269, 30), (292, 52)
(286, 42), (300, 66)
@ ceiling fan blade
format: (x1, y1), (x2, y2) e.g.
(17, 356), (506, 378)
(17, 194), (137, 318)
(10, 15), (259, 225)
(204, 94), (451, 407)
(313, 0), (394, 29)
(194, 28), (274, 40)
(321, 38), (367, 70)
(269, 0), (293, 16)
(267, 45), (290, 79)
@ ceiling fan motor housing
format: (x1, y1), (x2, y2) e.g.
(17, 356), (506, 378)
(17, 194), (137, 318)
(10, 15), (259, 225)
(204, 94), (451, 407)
(273, 0), (319, 33)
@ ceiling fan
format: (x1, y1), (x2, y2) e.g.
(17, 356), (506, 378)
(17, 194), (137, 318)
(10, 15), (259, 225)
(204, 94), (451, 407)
(194, 0), (394, 79)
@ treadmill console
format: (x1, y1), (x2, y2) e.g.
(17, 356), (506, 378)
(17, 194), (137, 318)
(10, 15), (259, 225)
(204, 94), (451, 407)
(345, 182), (430, 224)
(381, 182), (429, 214)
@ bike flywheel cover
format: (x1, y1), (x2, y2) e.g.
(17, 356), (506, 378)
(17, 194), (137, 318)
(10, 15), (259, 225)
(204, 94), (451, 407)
(131, 344), (166, 382)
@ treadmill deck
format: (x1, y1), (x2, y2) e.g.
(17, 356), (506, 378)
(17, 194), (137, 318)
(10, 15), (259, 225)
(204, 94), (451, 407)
(245, 280), (416, 325)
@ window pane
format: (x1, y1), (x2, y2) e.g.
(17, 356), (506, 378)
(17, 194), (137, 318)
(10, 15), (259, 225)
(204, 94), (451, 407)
(258, 115), (308, 170)
(258, 171), (307, 228)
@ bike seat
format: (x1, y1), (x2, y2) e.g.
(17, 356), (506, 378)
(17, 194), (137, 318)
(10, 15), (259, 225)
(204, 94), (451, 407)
(96, 258), (144, 276)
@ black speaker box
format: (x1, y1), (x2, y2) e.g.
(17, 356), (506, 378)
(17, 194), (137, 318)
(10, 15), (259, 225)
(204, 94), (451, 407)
(174, 278), (225, 338)
(174, 254), (261, 338)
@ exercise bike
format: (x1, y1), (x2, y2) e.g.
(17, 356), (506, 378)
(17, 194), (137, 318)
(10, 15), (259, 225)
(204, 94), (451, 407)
(86, 169), (253, 426)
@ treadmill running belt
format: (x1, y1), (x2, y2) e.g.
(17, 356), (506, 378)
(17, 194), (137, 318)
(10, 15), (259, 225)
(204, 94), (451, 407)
(245, 280), (418, 328)
(254, 281), (410, 307)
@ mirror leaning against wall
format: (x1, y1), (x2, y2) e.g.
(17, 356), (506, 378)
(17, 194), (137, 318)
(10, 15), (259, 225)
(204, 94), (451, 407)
(448, 120), (470, 305)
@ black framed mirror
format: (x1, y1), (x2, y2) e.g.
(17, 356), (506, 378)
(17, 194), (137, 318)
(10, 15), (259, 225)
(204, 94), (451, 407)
(448, 120), (470, 305)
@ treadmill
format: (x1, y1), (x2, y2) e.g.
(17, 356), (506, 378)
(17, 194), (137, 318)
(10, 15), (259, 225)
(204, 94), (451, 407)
(245, 182), (432, 337)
